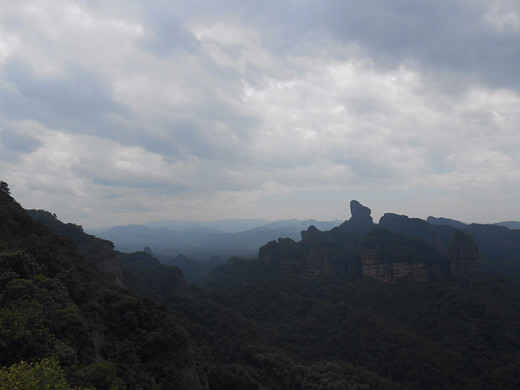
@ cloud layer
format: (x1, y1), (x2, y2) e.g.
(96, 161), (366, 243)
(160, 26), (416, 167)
(1, 0), (519, 227)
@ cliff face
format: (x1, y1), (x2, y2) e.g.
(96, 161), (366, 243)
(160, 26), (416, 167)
(360, 229), (481, 283)
(359, 228), (447, 283)
(361, 249), (442, 283)
(260, 200), (483, 283)
(280, 249), (341, 278)
(448, 231), (481, 274)
(262, 201), (371, 277)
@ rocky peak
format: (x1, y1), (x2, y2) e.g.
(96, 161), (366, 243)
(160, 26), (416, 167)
(339, 200), (375, 236)
(300, 225), (321, 240)
(350, 200), (372, 220)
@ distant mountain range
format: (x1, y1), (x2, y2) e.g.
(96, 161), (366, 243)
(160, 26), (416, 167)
(89, 211), (520, 284)
(143, 218), (271, 233)
(88, 219), (342, 260)
(495, 221), (520, 229)
(428, 216), (520, 230)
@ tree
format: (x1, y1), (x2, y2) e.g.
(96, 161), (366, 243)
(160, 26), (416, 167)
(0, 182), (9, 195)
(0, 358), (75, 390)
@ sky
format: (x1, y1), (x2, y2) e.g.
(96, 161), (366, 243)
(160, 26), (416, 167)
(1, 0), (519, 228)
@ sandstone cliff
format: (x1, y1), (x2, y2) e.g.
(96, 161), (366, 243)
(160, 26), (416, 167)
(359, 227), (447, 283)
(259, 200), (482, 283)
(361, 248), (442, 283)
(360, 228), (481, 283)
(448, 231), (481, 274)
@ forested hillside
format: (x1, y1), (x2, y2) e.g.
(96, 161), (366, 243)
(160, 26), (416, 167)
(0, 182), (202, 389)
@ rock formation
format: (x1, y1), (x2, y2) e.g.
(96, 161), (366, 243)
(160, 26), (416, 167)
(280, 249), (341, 278)
(339, 200), (376, 236)
(361, 249), (442, 283)
(359, 227), (445, 283)
(448, 231), (481, 274)
(260, 200), (483, 283)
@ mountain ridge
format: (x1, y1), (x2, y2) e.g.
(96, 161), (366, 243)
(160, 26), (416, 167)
(91, 218), (342, 260)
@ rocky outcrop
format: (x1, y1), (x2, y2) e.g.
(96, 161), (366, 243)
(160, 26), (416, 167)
(339, 200), (375, 236)
(361, 249), (442, 283)
(360, 228), (446, 283)
(360, 228), (481, 283)
(350, 200), (372, 220)
(448, 231), (481, 274)
(260, 200), (483, 283)
(281, 249), (341, 278)
(260, 228), (352, 278)
(379, 213), (459, 257)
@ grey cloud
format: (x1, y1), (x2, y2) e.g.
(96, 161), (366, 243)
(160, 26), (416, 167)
(315, 0), (520, 90)
(0, 129), (41, 153)
(139, 7), (201, 54)
(0, 129), (42, 163)
(194, 0), (520, 90)
(2, 60), (125, 134)
(2, 0), (519, 226)
(1, 56), (254, 165)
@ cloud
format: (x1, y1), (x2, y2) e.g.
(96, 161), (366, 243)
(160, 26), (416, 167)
(1, 0), (519, 226)
(2, 60), (123, 133)
(0, 128), (41, 153)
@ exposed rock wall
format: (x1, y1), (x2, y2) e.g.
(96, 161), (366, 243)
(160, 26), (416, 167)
(449, 232), (481, 274)
(361, 230), (481, 283)
(281, 250), (340, 278)
(361, 249), (442, 283)
(261, 201), (482, 283)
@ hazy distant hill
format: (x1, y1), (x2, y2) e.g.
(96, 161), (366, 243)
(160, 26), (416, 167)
(90, 219), (342, 260)
(496, 221), (520, 229)
(429, 216), (520, 231)
(144, 218), (271, 233)
(427, 216), (467, 229)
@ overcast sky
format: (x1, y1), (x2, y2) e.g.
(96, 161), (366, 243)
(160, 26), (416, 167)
(1, 0), (519, 228)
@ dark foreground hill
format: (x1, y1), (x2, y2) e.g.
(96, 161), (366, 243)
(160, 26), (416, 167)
(3, 181), (520, 389)
(0, 182), (202, 389)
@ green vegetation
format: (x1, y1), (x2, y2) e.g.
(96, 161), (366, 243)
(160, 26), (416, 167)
(0, 182), (201, 389)
(0, 358), (76, 390)
(170, 260), (520, 389)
